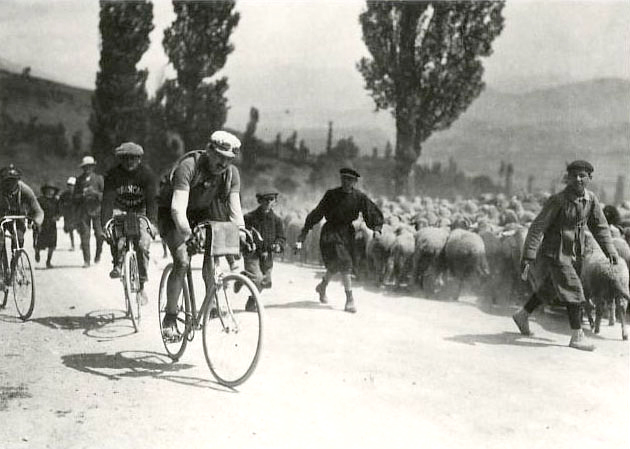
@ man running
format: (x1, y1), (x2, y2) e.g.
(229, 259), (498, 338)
(297, 168), (383, 313)
(101, 142), (158, 305)
(512, 160), (618, 351)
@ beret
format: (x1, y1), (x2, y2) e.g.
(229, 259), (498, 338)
(566, 160), (594, 173)
(339, 167), (360, 178)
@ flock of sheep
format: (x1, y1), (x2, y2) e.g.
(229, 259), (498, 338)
(277, 192), (630, 341)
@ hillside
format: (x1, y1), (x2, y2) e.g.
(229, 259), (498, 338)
(0, 68), (92, 154)
(1, 59), (628, 198)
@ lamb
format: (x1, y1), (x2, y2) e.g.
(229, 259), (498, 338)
(581, 233), (630, 340)
(443, 229), (490, 300)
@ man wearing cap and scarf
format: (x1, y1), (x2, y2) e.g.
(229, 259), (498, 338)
(158, 130), (247, 339)
(59, 177), (78, 250)
(238, 189), (286, 311)
(297, 168), (383, 313)
(74, 155), (105, 268)
(101, 142), (158, 305)
(35, 182), (61, 268)
(512, 160), (618, 351)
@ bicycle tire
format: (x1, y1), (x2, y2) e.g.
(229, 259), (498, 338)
(158, 263), (190, 361)
(202, 273), (264, 387)
(12, 249), (35, 320)
(123, 250), (141, 332)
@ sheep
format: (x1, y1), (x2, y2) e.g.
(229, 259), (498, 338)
(581, 233), (630, 340)
(410, 226), (450, 294)
(365, 224), (397, 286)
(382, 225), (416, 288)
(443, 229), (490, 300)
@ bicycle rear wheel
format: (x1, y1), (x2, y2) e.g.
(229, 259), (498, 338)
(12, 249), (35, 320)
(123, 250), (141, 332)
(158, 263), (190, 361)
(202, 273), (264, 387)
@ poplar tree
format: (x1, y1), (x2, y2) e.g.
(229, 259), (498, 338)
(358, 1), (505, 194)
(90, 0), (153, 168)
(161, 0), (240, 151)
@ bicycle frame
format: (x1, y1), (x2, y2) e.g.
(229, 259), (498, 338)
(0, 216), (31, 276)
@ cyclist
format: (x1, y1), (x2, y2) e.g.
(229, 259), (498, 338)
(74, 156), (105, 268)
(101, 142), (158, 306)
(0, 165), (44, 287)
(157, 130), (246, 339)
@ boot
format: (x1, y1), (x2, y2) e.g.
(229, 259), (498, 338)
(315, 281), (328, 304)
(344, 290), (357, 313)
(512, 308), (533, 336)
(569, 329), (595, 351)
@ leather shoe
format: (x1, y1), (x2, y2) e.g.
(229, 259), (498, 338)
(512, 309), (533, 336)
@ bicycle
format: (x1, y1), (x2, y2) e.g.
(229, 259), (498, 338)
(0, 215), (35, 320)
(104, 212), (154, 332)
(158, 220), (264, 387)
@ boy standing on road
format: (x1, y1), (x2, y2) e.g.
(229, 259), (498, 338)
(35, 183), (60, 268)
(59, 177), (78, 251)
(512, 160), (618, 351)
(238, 190), (285, 311)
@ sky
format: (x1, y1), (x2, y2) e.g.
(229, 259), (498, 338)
(0, 0), (629, 128)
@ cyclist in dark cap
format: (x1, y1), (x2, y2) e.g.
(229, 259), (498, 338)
(296, 167), (383, 313)
(512, 159), (618, 351)
(0, 165), (44, 289)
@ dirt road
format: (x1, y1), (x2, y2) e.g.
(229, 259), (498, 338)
(1, 236), (628, 449)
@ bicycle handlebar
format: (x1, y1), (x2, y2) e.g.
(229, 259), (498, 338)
(0, 215), (33, 231)
(104, 213), (155, 242)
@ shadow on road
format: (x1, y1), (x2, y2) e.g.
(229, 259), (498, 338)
(446, 331), (563, 348)
(32, 309), (137, 339)
(265, 300), (333, 310)
(34, 264), (85, 271)
(61, 350), (233, 392)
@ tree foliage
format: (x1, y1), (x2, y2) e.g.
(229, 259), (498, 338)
(358, 0), (505, 194)
(90, 0), (153, 169)
(160, 0), (240, 151)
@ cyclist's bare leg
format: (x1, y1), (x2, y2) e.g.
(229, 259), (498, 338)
(166, 242), (190, 315)
(137, 225), (152, 285)
(201, 253), (216, 307)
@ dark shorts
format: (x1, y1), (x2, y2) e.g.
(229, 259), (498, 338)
(319, 222), (354, 274)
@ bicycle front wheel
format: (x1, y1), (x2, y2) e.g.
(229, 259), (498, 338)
(12, 249), (35, 320)
(123, 250), (141, 332)
(1, 246), (9, 309)
(202, 273), (264, 387)
(158, 263), (190, 361)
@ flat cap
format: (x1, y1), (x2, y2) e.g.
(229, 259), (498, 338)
(256, 189), (279, 200)
(339, 167), (360, 178)
(566, 160), (594, 173)
(41, 183), (59, 193)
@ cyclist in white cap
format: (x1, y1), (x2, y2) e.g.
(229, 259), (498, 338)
(59, 177), (78, 250)
(157, 130), (247, 339)
(74, 155), (105, 268)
